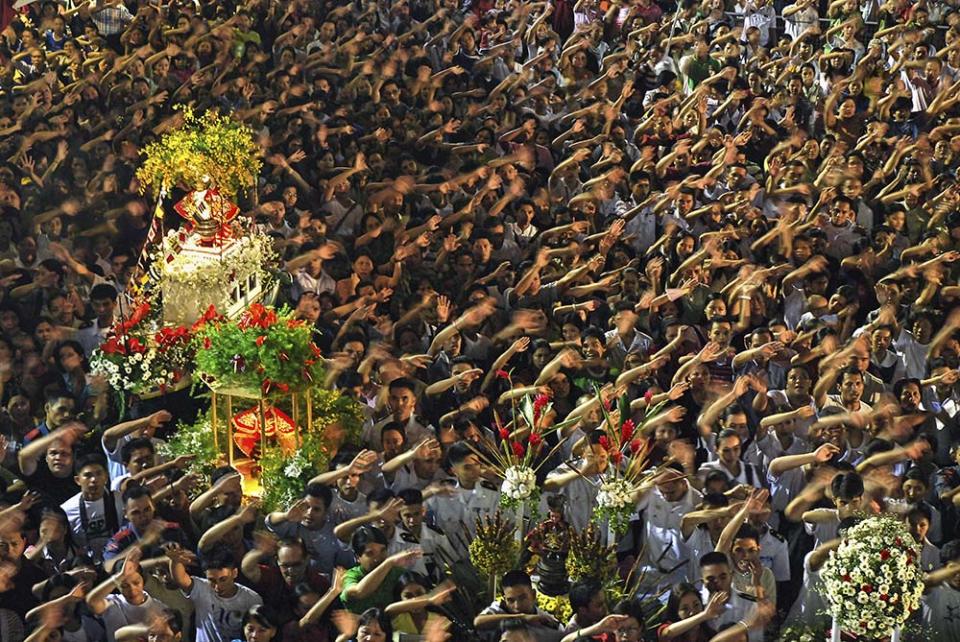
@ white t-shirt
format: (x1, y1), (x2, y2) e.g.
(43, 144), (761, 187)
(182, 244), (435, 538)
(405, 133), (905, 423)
(61, 492), (124, 558)
(895, 328), (929, 380)
(788, 550), (829, 628)
(804, 509), (840, 548)
(187, 577), (262, 642)
(102, 593), (167, 642)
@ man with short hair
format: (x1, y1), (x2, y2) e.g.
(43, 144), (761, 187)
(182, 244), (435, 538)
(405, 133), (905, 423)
(564, 580), (607, 634)
(265, 482), (355, 575)
(61, 453), (123, 559)
(632, 463), (703, 590)
(426, 442), (499, 555)
(366, 377), (433, 450)
(167, 545), (263, 642)
(77, 282), (118, 356)
(18, 422), (84, 505)
(241, 537), (338, 626)
(0, 517), (45, 617)
(22, 391), (75, 444)
(396, 487), (460, 574)
(699, 551), (759, 639)
(475, 570), (562, 642)
(103, 485), (188, 568)
(698, 429), (764, 487)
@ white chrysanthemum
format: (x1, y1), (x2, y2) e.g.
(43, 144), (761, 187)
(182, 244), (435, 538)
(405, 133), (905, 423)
(501, 465), (536, 500)
(821, 516), (923, 637)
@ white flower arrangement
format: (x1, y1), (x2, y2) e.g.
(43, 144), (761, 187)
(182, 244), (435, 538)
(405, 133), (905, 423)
(593, 478), (636, 535)
(821, 516), (924, 639)
(90, 337), (185, 394)
(596, 478), (634, 509)
(501, 465), (537, 501)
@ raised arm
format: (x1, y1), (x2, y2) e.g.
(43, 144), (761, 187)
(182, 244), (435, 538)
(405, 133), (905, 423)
(300, 568), (347, 628)
(102, 410), (171, 452)
(87, 548), (142, 615)
(198, 502), (259, 552)
(343, 549), (420, 601)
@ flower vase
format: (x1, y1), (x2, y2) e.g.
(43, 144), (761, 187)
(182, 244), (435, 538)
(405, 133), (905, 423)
(515, 503), (525, 548)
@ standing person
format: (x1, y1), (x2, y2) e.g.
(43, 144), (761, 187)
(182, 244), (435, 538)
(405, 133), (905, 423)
(61, 453), (122, 560)
(166, 545), (264, 642)
(86, 550), (169, 642)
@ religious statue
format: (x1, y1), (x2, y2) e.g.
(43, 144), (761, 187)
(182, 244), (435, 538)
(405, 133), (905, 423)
(525, 494), (573, 596)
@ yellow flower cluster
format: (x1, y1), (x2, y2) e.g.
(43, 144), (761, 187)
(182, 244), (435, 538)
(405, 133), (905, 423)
(137, 107), (261, 197)
(566, 523), (617, 583)
(536, 593), (573, 623)
(469, 512), (520, 581)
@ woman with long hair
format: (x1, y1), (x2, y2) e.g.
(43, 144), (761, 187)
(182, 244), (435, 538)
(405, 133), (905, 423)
(657, 583), (721, 641)
(385, 573), (455, 641)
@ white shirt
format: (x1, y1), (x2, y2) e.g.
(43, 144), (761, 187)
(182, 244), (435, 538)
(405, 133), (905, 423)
(187, 578), (262, 642)
(895, 328), (929, 379)
(292, 268), (336, 299)
(788, 550), (829, 628)
(759, 528), (791, 582)
(425, 482), (500, 558)
(61, 491), (124, 558)
(635, 483), (702, 586)
(683, 527), (716, 582)
(389, 463), (440, 492)
(544, 460), (602, 531)
(102, 593), (167, 642)
(784, 3), (818, 39)
(804, 509), (840, 548)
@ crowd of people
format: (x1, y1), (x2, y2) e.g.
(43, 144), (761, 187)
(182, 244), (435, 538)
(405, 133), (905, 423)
(5, 0), (960, 640)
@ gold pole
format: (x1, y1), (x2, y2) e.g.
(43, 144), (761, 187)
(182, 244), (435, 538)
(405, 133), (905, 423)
(290, 392), (300, 429)
(291, 392), (299, 447)
(211, 392), (219, 453)
(306, 392), (313, 436)
(258, 399), (268, 457)
(226, 394), (234, 467)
